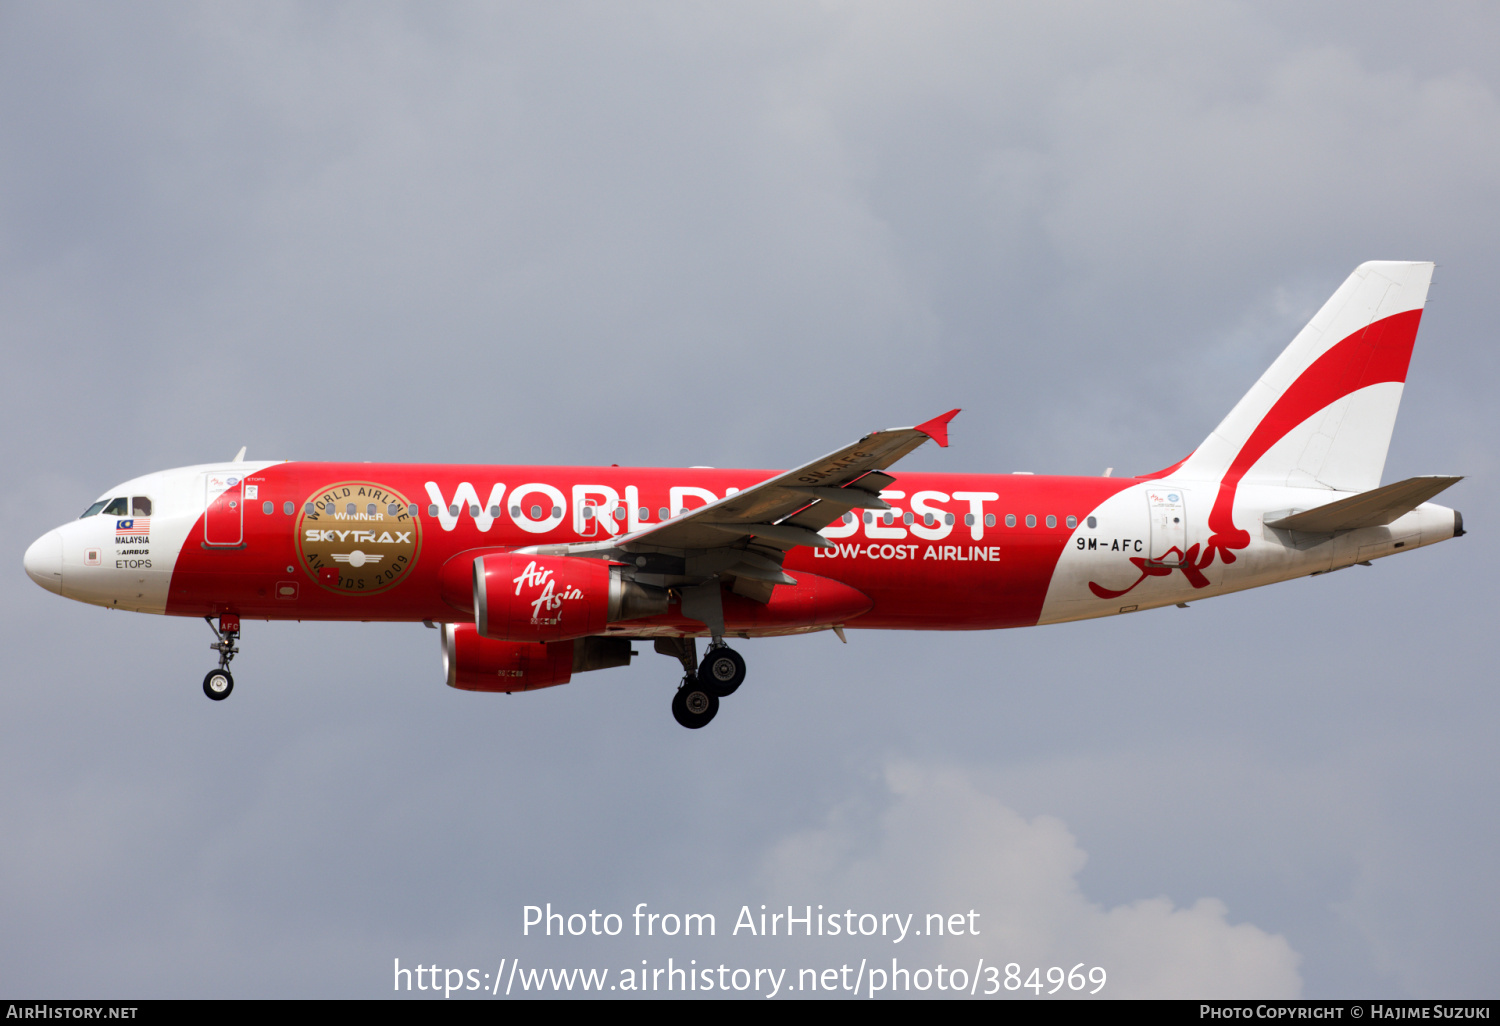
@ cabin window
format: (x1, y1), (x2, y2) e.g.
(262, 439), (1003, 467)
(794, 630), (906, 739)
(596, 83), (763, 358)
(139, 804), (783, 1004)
(305, 503), (316, 515)
(387, 503), (400, 516)
(1087, 516), (1097, 528)
(582, 506), (595, 520)
(489, 505), (500, 517)
(635, 507), (646, 519)
(1046, 515), (1057, 528)
(964, 513), (975, 526)
(369, 504), (379, 517)
(284, 501), (295, 515)
(429, 504), (440, 517)
(263, 501), (274, 515)
(532, 505), (544, 519)
(659, 507), (669, 520)
(923, 513), (936, 526)
(469, 504), (480, 516)
(613, 507), (626, 521)
(408, 504), (419, 517)
(986, 514), (997, 527)
(903, 512), (914, 525)
(1066, 515), (1077, 528)
(346, 503), (356, 516)
(1026, 514), (1037, 527)
(1003, 514), (1014, 527)
(944, 513), (955, 525)
(448, 505), (460, 516)
(844, 512), (855, 525)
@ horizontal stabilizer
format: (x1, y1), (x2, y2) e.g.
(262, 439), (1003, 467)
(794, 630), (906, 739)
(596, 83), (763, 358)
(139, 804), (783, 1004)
(1265, 475), (1461, 533)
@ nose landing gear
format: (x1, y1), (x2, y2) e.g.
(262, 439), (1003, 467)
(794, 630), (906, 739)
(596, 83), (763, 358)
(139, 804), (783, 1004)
(203, 615), (240, 701)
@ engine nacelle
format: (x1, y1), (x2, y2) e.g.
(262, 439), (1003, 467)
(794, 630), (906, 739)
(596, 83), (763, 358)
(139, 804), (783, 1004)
(442, 624), (636, 693)
(473, 552), (667, 643)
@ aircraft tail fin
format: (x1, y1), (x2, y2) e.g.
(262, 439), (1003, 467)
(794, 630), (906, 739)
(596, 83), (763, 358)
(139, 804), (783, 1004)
(1173, 261), (1434, 493)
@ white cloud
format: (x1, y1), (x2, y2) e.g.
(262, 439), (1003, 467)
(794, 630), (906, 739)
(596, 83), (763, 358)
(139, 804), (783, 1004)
(759, 762), (1301, 998)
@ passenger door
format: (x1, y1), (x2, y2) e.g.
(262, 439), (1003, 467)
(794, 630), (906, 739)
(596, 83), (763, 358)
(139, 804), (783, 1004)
(204, 473), (244, 547)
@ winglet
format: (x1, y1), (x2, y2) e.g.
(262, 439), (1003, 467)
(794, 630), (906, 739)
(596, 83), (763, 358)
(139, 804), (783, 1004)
(231, 446), (247, 463)
(914, 409), (961, 448)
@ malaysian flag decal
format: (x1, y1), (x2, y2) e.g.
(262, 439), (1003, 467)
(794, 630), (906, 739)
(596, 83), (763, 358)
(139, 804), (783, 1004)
(116, 518), (150, 537)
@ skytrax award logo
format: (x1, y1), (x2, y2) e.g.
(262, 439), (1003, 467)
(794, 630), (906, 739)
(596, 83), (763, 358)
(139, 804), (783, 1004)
(297, 482), (422, 594)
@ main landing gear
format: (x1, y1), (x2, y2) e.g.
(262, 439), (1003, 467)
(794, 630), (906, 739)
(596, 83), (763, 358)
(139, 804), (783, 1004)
(203, 614), (240, 701)
(699, 645), (746, 696)
(671, 678), (719, 730)
(658, 637), (747, 729)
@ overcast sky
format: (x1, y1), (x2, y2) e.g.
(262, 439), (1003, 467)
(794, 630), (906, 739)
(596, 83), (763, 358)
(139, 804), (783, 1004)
(3, 1), (1497, 999)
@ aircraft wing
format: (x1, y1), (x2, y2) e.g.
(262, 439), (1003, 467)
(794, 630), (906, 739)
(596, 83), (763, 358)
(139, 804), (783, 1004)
(544, 409), (959, 572)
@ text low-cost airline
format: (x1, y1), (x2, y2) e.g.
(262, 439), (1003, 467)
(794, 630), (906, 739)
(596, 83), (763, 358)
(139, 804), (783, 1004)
(24, 262), (1463, 727)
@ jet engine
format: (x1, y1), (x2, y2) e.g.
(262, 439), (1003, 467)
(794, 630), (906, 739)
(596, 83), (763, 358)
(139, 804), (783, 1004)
(472, 552), (667, 643)
(442, 623), (636, 692)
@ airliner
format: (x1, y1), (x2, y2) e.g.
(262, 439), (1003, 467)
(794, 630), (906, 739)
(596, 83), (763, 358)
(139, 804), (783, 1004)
(23, 262), (1463, 727)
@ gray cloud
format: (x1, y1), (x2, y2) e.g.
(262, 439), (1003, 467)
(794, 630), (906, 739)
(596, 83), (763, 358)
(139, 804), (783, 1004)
(759, 762), (1302, 998)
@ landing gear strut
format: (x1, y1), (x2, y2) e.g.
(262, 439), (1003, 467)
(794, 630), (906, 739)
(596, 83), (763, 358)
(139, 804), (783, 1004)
(203, 614), (239, 701)
(656, 636), (747, 728)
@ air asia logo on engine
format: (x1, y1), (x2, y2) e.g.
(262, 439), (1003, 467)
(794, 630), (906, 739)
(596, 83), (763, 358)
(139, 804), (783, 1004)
(297, 482), (422, 595)
(511, 560), (584, 624)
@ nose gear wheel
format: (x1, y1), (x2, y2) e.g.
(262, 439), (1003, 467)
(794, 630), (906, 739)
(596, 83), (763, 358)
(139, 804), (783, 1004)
(202, 615), (241, 702)
(203, 669), (234, 700)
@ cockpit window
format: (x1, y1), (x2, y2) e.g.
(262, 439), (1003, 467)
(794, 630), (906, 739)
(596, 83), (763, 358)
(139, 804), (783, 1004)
(132, 497), (152, 516)
(80, 500), (109, 519)
(102, 497), (129, 516)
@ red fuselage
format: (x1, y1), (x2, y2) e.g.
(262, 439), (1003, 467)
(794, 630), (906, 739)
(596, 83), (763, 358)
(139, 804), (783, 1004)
(166, 463), (1140, 632)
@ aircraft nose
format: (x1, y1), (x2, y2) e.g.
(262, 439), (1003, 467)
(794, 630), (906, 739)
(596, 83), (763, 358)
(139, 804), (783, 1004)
(24, 529), (63, 594)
